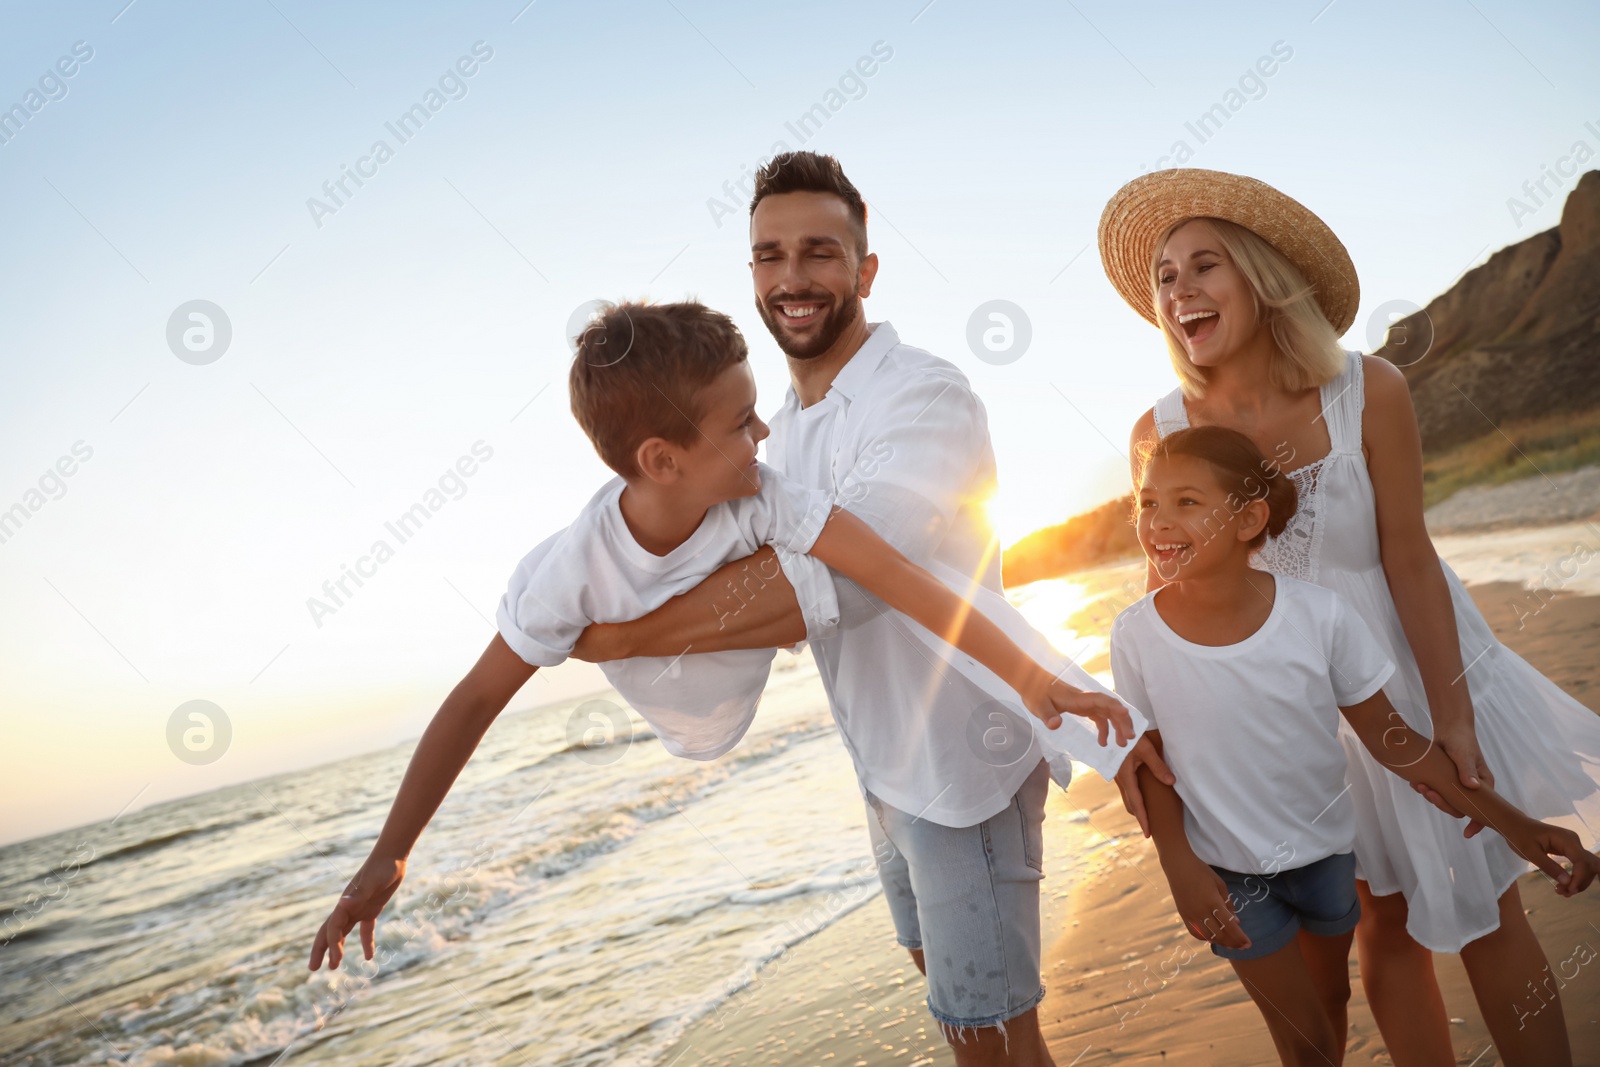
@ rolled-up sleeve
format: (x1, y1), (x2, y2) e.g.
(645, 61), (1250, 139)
(775, 550), (842, 649)
(749, 463), (845, 650)
(495, 532), (585, 667)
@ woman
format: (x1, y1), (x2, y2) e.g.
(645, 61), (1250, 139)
(1099, 168), (1600, 1066)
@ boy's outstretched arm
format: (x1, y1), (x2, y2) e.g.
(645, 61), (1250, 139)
(309, 634), (535, 971)
(570, 544), (807, 661)
(806, 508), (1132, 743)
(1137, 732), (1251, 950)
(1342, 691), (1600, 897)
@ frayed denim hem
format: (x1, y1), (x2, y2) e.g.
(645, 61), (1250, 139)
(927, 981), (1046, 1053)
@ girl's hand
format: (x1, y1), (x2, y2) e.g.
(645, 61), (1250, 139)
(309, 854), (407, 971)
(1504, 818), (1600, 899)
(1435, 720), (1494, 790)
(1165, 856), (1251, 950)
(1408, 780), (1487, 838)
(1022, 674), (1133, 746)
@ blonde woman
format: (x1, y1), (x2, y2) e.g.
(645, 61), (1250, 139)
(1100, 169), (1600, 1066)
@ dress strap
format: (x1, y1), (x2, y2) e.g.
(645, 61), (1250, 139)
(1152, 387), (1189, 438)
(1320, 351), (1365, 453)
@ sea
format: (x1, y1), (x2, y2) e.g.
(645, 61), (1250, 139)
(3, 521), (1595, 1067)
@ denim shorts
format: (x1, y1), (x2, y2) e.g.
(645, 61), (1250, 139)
(863, 758), (1048, 1031)
(1208, 851), (1362, 961)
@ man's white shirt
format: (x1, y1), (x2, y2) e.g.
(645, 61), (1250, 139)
(769, 321), (1142, 827)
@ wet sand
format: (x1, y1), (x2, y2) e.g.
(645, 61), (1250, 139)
(659, 580), (1600, 1066)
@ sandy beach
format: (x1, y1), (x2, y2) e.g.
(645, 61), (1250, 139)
(660, 498), (1600, 1065)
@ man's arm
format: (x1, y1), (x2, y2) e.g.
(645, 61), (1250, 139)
(569, 544), (808, 661)
(1342, 690), (1599, 896)
(1137, 732), (1250, 949)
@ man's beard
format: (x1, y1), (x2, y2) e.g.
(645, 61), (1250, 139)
(755, 289), (861, 360)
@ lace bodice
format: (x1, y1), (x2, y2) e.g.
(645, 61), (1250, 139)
(1251, 457), (1325, 581)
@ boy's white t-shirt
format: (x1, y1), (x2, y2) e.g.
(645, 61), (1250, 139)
(1109, 576), (1395, 875)
(496, 461), (836, 760)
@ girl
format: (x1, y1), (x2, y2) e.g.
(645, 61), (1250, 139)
(1100, 168), (1600, 1065)
(1111, 425), (1598, 1067)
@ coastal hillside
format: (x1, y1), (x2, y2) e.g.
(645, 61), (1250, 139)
(1002, 171), (1600, 587)
(1377, 169), (1600, 450)
(1001, 495), (1140, 588)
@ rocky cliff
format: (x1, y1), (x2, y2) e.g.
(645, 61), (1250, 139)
(1000, 494), (1139, 588)
(1378, 169), (1600, 450)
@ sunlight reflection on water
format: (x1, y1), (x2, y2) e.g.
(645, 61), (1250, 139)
(1007, 558), (1147, 681)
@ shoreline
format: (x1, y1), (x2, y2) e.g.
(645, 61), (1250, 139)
(1005, 467), (1600, 589)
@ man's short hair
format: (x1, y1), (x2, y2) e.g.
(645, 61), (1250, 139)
(568, 300), (748, 478)
(749, 151), (868, 259)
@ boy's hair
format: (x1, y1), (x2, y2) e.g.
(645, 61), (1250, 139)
(1150, 216), (1346, 399)
(749, 151), (869, 260)
(1139, 425), (1299, 550)
(568, 300), (748, 478)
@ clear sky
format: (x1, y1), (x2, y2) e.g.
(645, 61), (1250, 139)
(3, 0), (1596, 846)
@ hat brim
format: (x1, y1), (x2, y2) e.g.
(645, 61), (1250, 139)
(1096, 168), (1359, 336)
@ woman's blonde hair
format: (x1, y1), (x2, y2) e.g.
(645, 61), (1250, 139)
(1151, 216), (1346, 398)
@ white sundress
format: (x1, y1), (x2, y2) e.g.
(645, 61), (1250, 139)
(1152, 350), (1600, 953)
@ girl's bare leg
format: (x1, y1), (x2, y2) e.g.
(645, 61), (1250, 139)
(1230, 937), (1343, 1067)
(1296, 928), (1355, 1057)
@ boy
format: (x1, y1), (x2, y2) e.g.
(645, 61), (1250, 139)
(309, 299), (1143, 971)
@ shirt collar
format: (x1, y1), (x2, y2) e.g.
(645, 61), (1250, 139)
(826, 320), (898, 405)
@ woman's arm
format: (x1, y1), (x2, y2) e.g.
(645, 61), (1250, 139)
(807, 507), (1133, 741)
(570, 545), (808, 661)
(1342, 689), (1598, 896)
(1362, 356), (1491, 788)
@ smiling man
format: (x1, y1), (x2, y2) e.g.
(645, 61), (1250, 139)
(573, 152), (1165, 1065)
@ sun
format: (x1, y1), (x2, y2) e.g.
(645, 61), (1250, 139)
(982, 491), (1036, 550)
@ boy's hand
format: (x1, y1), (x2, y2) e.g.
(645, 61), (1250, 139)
(1024, 676), (1133, 747)
(1164, 856), (1251, 950)
(309, 854), (406, 971)
(1503, 817), (1600, 898)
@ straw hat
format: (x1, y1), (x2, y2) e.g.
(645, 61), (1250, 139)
(1097, 168), (1359, 335)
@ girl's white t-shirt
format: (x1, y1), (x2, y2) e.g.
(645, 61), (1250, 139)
(496, 462), (835, 760)
(1109, 576), (1395, 874)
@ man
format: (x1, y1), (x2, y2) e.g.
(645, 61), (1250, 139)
(574, 151), (1169, 1066)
